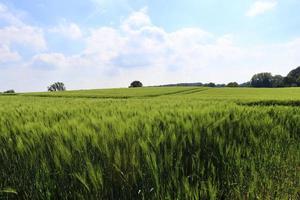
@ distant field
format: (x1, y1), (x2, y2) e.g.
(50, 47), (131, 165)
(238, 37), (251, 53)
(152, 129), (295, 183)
(22, 87), (207, 98)
(0, 87), (299, 199)
(22, 87), (300, 100)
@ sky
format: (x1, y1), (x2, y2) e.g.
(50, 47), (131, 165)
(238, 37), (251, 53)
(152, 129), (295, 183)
(0, 0), (299, 92)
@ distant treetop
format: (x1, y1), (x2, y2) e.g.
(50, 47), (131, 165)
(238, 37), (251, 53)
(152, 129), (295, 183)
(287, 66), (300, 78)
(284, 66), (300, 87)
(250, 72), (273, 88)
(129, 81), (143, 88)
(227, 82), (239, 87)
(3, 89), (15, 94)
(249, 67), (300, 88)
(204, 82), (216, 87)
(48, 82), (66, 92)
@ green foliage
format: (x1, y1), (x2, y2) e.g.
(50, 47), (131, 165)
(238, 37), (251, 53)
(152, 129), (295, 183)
(129, 81), (143, 88)
(48, 82), (66, 92)
(251, 66), (300, 87)
(3, 89), (15, 94)
(204, 82), (216, 87)
(251, 72), (273, 87)
(251, 73), (285, 88)
(287, 66), (300, 80)
(272, 75), (284, 87)
(227, 82), (239, 87)
(239, 81), (251, 87)
(284, 66), (300, 86)
(0, 87), (299, 199)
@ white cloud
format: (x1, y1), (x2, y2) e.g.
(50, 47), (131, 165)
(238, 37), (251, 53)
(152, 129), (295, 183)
(246, 1), (277, 17)
(0, 3), (24, 26)
(121, 7), (151, 32)
(0, 26), (46, 50)
(0, 3), (47, 55)
(50, 22), (82, 40)
(0, 45), (21, 63)
(1, 7), (300, 92)
(31, 53), (67, 69)
(84, 27), (125, 62)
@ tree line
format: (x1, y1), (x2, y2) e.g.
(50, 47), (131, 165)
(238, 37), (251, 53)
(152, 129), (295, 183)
(237, 66), (300, 88)
(158, 66), (300, 88)
(1, 66), (300, 93)
(249, 66), (300, 88)
(44, 66), (300, 92)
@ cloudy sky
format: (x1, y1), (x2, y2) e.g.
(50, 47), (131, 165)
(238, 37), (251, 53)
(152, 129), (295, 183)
(0, 0), (299, 92)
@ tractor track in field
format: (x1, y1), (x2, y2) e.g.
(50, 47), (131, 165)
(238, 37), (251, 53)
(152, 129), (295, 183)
(170, 88), (210, 95)
(142, 88), (210, 97)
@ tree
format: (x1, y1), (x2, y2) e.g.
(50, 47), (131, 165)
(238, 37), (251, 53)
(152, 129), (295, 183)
(48, 82), (66, 92)
(227, 82), (239, 87)
(204, 82), (216, 87)
(216, 84), (226, 87)
(287, 66), (300, 79)
(283, 76), (296, 87)
(297, 77), (300, 86)
(239, 82), (251, 87)
(250, 73), (273, 88)
(3, 89), (15, 94)
(271, 75), (284, 87)
(129, 81), (143, 88)
(284, 66), (300, 86)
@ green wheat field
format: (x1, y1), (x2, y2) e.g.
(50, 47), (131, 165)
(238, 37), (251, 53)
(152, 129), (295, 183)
(0, 87), (299, 199)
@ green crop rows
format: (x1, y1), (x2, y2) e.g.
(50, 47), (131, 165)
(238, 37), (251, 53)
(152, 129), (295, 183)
(0, 87), (299, 199)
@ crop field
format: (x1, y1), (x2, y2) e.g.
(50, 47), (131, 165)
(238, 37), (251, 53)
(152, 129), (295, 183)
(0, 87), (299, 199)
(23, 87), (208, 99)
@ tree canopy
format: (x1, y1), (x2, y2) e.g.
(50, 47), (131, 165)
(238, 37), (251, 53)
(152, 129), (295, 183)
(204, 82), (216, 87)
(272, 75), (284, 88)
(284, 66), (300, 86)
(250, 73), (285, 88)
(250, 73), (273, 88)
(3, 89), (15, 94)
(227, 82), (239, 87)
(129, 81), (143, 88)
(48, 82), (66, 92)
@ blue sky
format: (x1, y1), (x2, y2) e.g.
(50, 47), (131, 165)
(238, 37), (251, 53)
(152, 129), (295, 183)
(0, 0), (300, 91)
